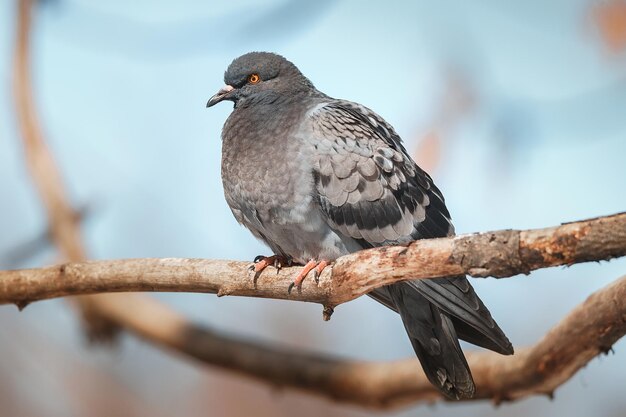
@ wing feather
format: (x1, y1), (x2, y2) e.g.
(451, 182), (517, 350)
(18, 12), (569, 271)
(309, 100), (512, 356)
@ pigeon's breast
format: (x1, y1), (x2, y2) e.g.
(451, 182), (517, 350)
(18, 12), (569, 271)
(220, 104), (360, 262)
(221, 106), (313, 219)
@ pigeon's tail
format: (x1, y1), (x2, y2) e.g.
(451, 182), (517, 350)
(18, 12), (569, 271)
(386, 283), (475, 399)
(370, 276), (513, 399)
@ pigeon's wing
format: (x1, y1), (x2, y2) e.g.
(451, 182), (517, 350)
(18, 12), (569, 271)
(308, 100), (513, 355)
(308, 100), (454, 245)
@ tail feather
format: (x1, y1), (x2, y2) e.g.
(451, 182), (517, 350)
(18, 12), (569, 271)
(369, 275), (512, 399)
(369, 276), (513, 355)
(412, 276), (514, 355)
(386, 283), (476, 399)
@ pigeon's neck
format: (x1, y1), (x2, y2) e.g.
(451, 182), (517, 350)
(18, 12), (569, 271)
(228, 89), (322, 129)
(226, 98), (302, 141)
(235, 87), (323, 110)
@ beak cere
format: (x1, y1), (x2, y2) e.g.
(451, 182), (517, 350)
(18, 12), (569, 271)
(206, 85), (235, 107)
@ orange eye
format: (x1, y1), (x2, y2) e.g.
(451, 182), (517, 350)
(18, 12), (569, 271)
(248, 73), (260, 84)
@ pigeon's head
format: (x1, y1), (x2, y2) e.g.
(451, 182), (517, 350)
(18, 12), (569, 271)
(206, 52), (314, 108)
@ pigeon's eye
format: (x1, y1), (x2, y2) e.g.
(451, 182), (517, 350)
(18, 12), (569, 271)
(248, 73), (260, 84)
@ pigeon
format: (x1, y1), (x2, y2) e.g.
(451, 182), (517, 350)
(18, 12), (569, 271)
(207, 52), (513, 399)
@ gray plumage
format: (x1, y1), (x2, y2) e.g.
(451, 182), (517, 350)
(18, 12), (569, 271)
(208, 52), (513, 399)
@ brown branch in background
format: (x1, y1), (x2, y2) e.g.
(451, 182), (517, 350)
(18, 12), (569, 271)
(35, 274), (626, 409)
(13, 0), (85, 262)
(13, 0), (124, 341)
(1, 212), (625, 309)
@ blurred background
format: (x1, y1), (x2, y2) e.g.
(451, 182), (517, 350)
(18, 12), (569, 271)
(1, 1), (626, 416)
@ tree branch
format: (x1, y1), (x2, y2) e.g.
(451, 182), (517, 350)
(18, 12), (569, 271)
(13, 0), (86, 262)
(1, 212), (625, 311)
(13, 0), (127, 342)
(31, 274), (626, 409)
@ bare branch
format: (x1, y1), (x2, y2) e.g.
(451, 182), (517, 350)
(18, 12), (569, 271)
(13, 0), (124, 343)
(1, 212), (625, 309)
(34, 274), (626, 409)
(13, 0), (86, 262)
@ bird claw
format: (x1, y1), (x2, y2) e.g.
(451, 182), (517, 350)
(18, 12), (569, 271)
(287, 259), (328, 294)
(249, 255), (283, 272)
(249, 256), (328, 294)
(272, 256), (292, 273)
(313, 260), (328, 284)
(248, 255), (292, 284)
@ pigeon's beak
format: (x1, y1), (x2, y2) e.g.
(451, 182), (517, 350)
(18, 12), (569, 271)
(206, 85), (235, 108)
